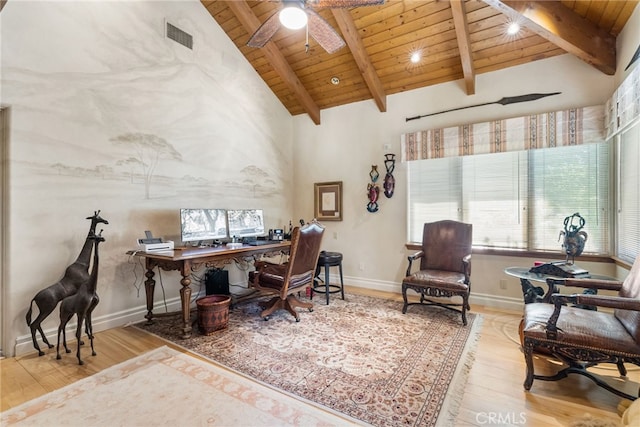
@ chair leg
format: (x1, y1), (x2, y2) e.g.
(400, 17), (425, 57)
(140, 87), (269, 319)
(338, 263), (345, 300)
(461, 294), (469, 326)
(324, 265), (330, 305)
(259, 297), (283, 320)
(286, 295), (313, 322)
(401, 283), (409, 314)
(523, 338), (535, 391)
(260, 295), (313, 322)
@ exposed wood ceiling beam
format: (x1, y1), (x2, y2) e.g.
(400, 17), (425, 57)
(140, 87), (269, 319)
(226, 1), (322, 125)
(332, 9), (387, 112)
(450, 0), (476, 95)
(482, 0), (616, 75)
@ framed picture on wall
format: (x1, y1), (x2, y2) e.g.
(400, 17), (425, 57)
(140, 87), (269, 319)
(314, 181), (343, 221)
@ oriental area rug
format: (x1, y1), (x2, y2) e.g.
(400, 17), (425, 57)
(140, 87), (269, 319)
(138, 293), (482, 427)
(1, 346), (355, 426)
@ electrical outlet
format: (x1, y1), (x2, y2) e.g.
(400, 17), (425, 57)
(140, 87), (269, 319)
(499, 279), (507, 290)
(359, 262), (365, 271)
(333, 231), (338, 240)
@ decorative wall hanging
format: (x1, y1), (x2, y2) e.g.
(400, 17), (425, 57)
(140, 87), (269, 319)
(366, 165), (380, 213)
(383, 153), (395, 198)
(314, 181), (342, 221)
(405, 92), (561, 122)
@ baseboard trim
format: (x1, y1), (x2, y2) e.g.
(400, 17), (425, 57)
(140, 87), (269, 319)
(15, 297), (182, 356)
(344, 275), (524, 312)
(15, 277), (525, 356)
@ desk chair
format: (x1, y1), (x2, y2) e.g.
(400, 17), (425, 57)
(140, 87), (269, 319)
(249, 220), (325, 321)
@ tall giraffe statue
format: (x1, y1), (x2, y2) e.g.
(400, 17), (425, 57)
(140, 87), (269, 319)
(26, 211), (108, 355)
(57, 230), (105, 365)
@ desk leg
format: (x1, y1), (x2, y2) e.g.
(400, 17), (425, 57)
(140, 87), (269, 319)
(144, 264), (156, 324)
(179, 274), (192, 339)
(519, 279), (545, 304)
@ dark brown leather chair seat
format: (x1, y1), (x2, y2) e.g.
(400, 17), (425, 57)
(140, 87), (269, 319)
(524, 303), (640, 355)
(405, 270), (468, 291)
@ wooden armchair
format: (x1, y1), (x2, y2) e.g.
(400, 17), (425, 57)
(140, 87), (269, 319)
(249, 220), (325, 321)
(402, 220), (472, 325)
(521, 255), (640, 400)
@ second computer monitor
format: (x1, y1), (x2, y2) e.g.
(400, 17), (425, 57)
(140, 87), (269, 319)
(227, 209), (265, 238)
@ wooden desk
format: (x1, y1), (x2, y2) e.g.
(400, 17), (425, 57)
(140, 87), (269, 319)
(132, 242), (290, 338)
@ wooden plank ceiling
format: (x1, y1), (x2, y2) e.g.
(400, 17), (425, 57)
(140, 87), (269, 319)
(202, 0), (638, 124)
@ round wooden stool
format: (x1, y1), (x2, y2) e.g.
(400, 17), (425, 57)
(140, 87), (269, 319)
(312, 251), (345, 305)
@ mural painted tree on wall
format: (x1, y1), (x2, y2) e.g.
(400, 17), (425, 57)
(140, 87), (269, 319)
(111, 133), (182, 199)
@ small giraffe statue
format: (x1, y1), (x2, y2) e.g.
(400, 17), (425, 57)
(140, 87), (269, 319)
(57, 230), (105, 365)
(26, 211), (108, 355)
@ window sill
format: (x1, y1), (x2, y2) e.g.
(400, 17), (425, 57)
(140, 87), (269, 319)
(404, 243), (615, 264)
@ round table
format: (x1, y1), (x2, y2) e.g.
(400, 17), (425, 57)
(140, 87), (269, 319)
(504, 266), (617, 304)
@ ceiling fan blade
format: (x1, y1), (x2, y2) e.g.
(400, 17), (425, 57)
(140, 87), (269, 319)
(247, 10), (282, 48)
(308, 0), (385, 8)
(306, 9), (345, 54)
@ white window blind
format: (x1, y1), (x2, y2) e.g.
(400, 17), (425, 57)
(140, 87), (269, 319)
(462, 151), (528, 248)
(408, 144), (611, 255)
(407, 157), (461, 240)
(617, 122), (640, 263)
(528, 143), (610, 254)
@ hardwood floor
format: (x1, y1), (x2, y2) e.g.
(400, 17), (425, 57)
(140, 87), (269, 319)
(2, 286), (637, 426)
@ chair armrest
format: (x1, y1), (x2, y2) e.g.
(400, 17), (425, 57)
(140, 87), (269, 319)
(547, 277), (624, 291)
(572, 294), (640, 311)
(406, 251), (424, 276)
(462, 254), (471, 282)
(544, 293), (640, 339)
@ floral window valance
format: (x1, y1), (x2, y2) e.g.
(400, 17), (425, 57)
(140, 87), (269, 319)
(400, 105), (604, 162)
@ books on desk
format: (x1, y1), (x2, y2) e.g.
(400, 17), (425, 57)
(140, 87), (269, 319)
(529, 261), (589, 278)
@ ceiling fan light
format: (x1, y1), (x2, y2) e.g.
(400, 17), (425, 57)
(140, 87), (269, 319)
(279, 6), (308, 30)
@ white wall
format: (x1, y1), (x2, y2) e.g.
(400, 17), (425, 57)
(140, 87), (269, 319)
(292, 4), (640, 308)
(1, 0), (293, 356)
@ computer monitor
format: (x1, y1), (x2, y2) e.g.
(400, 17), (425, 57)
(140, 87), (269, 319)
(227, 209), (265, 239)
(180, 208), (228, 245)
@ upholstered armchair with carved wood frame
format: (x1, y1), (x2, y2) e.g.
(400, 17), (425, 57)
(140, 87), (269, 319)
(521, 255), (640, 400)
(402, 220), (472, 325)
(249, 220), (325, 322)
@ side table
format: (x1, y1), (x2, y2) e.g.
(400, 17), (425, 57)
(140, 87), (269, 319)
(504, 266), (617, 304)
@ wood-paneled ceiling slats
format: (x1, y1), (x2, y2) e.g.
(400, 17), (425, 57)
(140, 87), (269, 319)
(202, 0), (638, 124)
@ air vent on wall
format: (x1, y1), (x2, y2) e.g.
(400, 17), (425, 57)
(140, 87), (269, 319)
(166, 22), (193, 50)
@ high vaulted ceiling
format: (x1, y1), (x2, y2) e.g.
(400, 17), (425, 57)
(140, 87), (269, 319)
(202, 1), (639, 124)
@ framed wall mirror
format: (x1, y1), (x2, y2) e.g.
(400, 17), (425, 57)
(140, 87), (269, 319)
(314, 181), (342, 221)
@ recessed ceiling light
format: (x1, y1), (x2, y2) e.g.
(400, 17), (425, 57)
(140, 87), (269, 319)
(330, 76), (340, 85)
(507, 22), (520, 35)
(410, 51), (421, 63)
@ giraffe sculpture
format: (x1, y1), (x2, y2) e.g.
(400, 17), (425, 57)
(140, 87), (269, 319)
(57, 230), (105, 365)
(26, 211), (108, 355)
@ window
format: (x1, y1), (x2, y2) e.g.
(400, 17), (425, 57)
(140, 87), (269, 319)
(408, 143), (611, 255)
(616, 121), (640, 264)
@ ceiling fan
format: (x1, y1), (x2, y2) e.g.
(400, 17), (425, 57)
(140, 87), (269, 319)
(247, 0), (385, 54)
